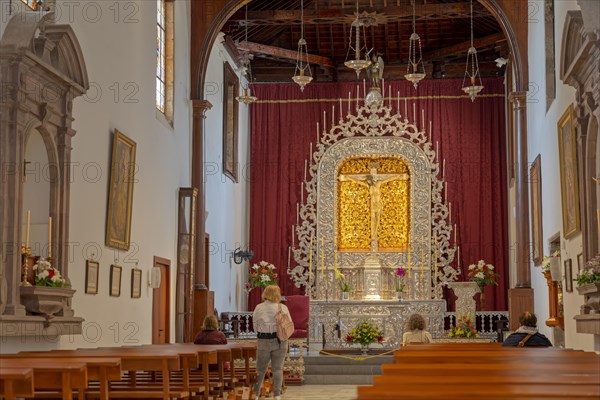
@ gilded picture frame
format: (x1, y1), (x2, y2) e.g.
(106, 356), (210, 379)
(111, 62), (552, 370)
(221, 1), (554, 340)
(85, 260), (99, 294)
(110, 264), (122, 297)
(557, 105), (580, 238)
(131, 268), (142, 299)
(530, 155), (543, 265)
(106, 129), (137, 250)
(222, 62), (239, 183)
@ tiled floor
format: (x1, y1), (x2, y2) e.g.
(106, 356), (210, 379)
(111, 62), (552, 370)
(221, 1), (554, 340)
(282, 385), (358, 399)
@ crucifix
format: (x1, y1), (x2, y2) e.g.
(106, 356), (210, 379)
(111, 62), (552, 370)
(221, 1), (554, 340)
(339, 162), (408, 251)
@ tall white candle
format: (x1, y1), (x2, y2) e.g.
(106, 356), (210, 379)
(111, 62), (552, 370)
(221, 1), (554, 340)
(309, 142), (313, 163)
(323, 111), (326, 135)
(304, 160), (307, 182)
(454, 223), (457, 244)
(316, 122), (320, 143)
(363, 79), (366, 97)
(421, 109), (425, 131)
(301, 182), (304, 203)
(292, 225), (295, 248)
(348, 92), (351, 115)
(48, 216), (52, 258)
(339, 98), (343, 120)
(397, 91), (400, 114)
(443, 159), (446, 181)
(25, 209), (30, 249)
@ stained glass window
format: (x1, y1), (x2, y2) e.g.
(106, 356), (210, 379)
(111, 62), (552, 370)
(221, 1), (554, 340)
(22, 0), (37, 10)
(156, 0), (166, 113)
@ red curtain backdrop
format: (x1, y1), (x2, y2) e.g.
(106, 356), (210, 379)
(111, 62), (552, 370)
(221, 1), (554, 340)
(248, 78), (507, 312)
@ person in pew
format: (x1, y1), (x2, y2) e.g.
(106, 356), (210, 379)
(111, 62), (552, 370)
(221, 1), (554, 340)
(502, 312), (553, 347)
(402, 313), (433, 345)
(252, 285), (292, 400)
(194, 315), (228, 344)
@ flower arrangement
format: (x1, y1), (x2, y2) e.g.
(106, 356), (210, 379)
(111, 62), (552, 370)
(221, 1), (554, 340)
(395, 267), (406, 292)
(345, 320), (384, 347)
(467, 260), (498, 287)
(447, 315), (479, 338)
(576, 254), (600, 286)
(540, 250), (560, 272)
(247, 261), (278, 290)
(335, 268), (350, 292)
(33, 258), (67, 287)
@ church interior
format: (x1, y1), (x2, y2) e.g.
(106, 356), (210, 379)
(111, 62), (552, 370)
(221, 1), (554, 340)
(1, 0), (599, 399)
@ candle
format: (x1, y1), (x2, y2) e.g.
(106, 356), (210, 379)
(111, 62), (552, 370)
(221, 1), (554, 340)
(363, 78), (366, 97)
(421, 109), (425, 131)
(301, 182), (304, 203)
(309, 233), (314, 276)
(443, 159), (446, 181)
(429, 121), (433, 137)
(25, 209), (30, 249)
(449, 202), (452, 224)
(348, 92), (351, 115)
(316, 122), (320, 143)
(323, 111), (327, 135)
(339, 98), (343, 120)
(454, 223), (457, 244)
(309, 142), (313, 164)
(48, 216), (52, 258)
(304, 160), (307, 182)
(388, 85), (391, 108)
(292, 225), (295, 248)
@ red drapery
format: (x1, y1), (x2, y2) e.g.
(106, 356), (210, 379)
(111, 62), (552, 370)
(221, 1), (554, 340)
(248, 78), (507, 311)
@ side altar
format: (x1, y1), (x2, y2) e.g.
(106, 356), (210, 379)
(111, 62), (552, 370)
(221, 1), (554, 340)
(287, 75), (460, 349)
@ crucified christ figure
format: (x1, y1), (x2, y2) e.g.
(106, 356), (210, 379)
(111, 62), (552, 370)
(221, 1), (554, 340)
(339, 162), (408, 251)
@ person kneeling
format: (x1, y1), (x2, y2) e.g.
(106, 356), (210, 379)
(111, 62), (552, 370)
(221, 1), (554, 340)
(502, 312), (552, 347)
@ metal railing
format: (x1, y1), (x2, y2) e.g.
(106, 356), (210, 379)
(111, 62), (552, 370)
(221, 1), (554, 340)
(445, 311), (509, 338)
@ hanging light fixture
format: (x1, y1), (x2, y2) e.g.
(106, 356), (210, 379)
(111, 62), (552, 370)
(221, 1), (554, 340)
(461, 0), (484, 101)
(404, 0), (426, 89)
(344, 0), (371, 77)
(237, 5), (257, 105)
(292, 0), (313, 91)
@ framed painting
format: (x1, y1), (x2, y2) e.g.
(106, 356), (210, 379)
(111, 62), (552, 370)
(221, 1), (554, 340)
(106, 129), (136, 250)
(564, 259), (573, 293)
(85, 260), (99, 294)
(222, 62), (239, 182)
(557, 105), (580, 238)
(530, 155), (543, 265)
(131, 268), (142, 299)
(110, 264), (122, 297)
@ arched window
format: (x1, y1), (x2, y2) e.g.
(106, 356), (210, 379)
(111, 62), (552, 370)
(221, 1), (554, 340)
(156, 0), (174, 124)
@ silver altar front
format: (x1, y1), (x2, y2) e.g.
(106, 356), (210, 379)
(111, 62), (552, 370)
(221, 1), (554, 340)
(310, 299), (446, 348)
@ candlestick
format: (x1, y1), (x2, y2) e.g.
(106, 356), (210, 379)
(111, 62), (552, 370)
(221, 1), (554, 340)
(323, 111), (326, 135)
(48, 216), (52, 258)
(316, 122), (320, 143)
(363, 79), (366, 97)
(301, 182), (304, 203)
(309, 142), (313, 165)
(429, 121), (433, 137)
(25, 209), (30, 249)
(304, 160), (307, 182)
(348, 92), (351, 115)
(421, 109), (425, 131)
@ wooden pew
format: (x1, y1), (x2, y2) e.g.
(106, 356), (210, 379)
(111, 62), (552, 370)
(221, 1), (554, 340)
(0, 367), (34, 400)
(373, 374), (600, 386)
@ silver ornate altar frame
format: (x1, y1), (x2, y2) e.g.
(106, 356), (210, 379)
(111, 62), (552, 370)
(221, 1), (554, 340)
(288, 96), (459, 301)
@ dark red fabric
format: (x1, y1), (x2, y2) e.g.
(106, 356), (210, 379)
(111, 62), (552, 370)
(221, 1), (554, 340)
(249, 78), (508, 312)
(283, 295), (310, 338)
(193, 329), (228, 344)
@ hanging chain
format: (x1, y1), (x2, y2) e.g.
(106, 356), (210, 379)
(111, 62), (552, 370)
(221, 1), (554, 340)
(300, 0), (304, 39)
(412, 0), (416, 34)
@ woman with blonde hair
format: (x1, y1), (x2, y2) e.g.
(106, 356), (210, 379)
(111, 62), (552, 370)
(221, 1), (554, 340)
(252, 285), (292, 400)
(402, 313), (433, 345)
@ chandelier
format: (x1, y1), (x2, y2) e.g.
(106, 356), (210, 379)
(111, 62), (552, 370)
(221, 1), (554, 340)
(236, 5), (257, 104)
(461, 0), (484, 101)
(344, 0), (371, 77)
(292, 0), (313, 91)
(404, 0), (426, 89)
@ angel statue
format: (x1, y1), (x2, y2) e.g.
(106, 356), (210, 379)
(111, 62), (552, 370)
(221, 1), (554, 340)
(367, 53), (384, 88)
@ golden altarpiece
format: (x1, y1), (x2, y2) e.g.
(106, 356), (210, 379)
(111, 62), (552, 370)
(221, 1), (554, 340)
(288, 89), (459, 348)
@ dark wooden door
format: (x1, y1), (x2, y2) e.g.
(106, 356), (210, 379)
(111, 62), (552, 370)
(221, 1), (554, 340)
(152, 256), (170, 344)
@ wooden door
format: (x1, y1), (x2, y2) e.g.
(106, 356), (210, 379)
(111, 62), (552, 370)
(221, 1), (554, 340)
(152, 256), (170, 344)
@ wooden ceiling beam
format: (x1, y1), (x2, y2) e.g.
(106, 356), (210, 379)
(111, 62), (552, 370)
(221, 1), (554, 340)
(422, 32), (506, 61)
(238, 40), (335, 68)
(233, 2), (489, 26)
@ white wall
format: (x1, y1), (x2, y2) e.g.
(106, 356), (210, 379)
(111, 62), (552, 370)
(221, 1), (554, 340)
(527, 0), (593, 350)
(1, 0), (192, 351)
(203, 33), (251, 316)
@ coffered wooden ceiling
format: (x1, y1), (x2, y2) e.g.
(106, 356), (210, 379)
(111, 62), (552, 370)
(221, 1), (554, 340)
(222, 0), (508, 82)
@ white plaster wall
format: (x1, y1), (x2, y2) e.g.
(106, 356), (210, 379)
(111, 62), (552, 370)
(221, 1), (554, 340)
(1, 0), (192, 351)
(527, 0), (592, 350)
(203, 34), (250, 316)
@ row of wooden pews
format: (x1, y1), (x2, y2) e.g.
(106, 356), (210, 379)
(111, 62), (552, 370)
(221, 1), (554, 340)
(0, 341), (258, 400)
(357, 342), (600, 400)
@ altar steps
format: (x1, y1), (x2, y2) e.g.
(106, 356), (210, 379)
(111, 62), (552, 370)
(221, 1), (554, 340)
(303, 355), (393, 385)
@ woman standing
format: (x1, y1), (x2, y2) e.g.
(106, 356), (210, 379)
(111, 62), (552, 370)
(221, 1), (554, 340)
(402, 313), (433, 345)
(252, 285), (292, 400)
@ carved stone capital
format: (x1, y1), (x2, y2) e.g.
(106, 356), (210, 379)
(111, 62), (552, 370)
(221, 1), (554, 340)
(192, 99), (213, 119)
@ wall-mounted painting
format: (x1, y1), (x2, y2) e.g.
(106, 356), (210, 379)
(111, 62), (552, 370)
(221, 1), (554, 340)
(106, 129), (137, 250)
(557, 105), (580, 238)
(222, 62), (239, 182)
(530, 155), (543, 265)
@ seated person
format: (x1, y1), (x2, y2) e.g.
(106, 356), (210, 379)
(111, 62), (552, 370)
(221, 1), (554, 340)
(402, 313), (433, 345)
(193, 315), (228, 344)
(502, 312), (552, 347)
